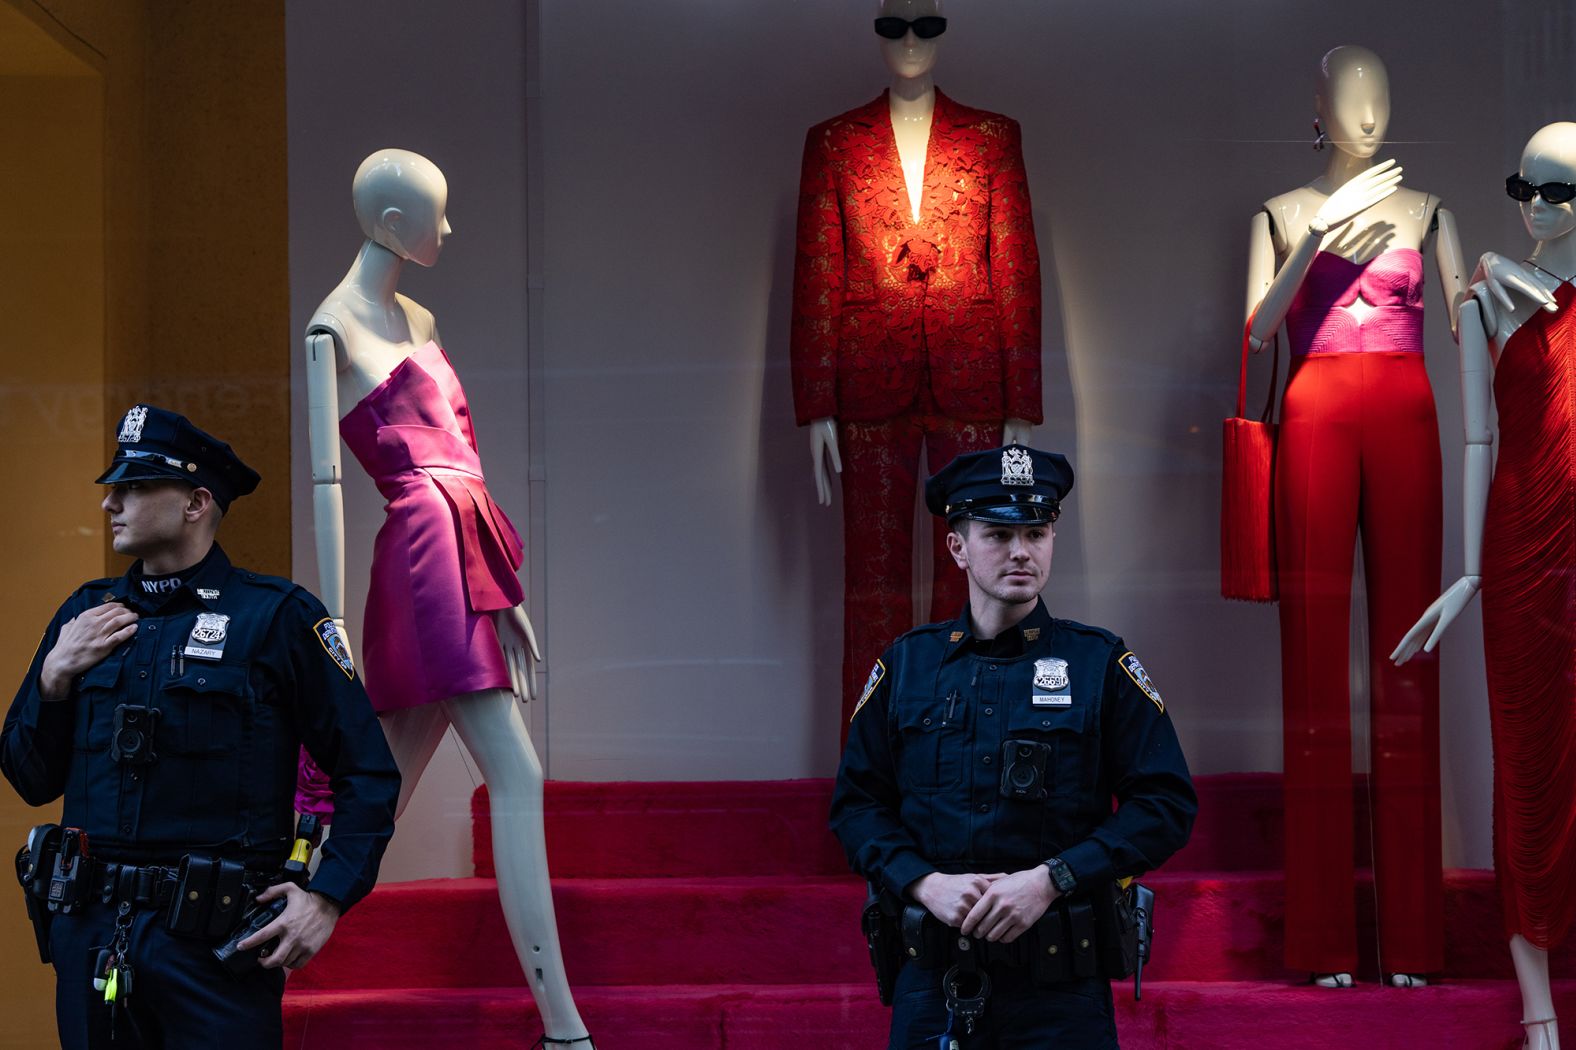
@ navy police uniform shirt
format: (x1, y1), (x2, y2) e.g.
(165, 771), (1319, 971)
(830, 599), (1196, 898)
(1, 545), (399, 913)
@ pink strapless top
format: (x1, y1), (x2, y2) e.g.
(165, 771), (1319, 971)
(340, 341), (524, 613)
(1284, 248), (1425, 356)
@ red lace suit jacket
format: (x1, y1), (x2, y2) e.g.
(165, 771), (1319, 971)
(790, 89), (1042, 426)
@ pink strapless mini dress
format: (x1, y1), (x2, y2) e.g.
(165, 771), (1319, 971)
(340, 341), (526, 712)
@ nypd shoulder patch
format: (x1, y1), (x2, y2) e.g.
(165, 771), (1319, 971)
(851, 659), (885, 722)
(315, 618), (356, 679)
(1119, 651), (1163, 713)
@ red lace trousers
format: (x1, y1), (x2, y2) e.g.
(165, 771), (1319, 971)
(838, 411), (1000, 733)
(1275, 352), (1443, 974)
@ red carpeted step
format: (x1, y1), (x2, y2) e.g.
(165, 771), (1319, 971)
(290, 869), (1574, 992)
(283, 980), (1576, 1050)
(472, 773), (1319, 878)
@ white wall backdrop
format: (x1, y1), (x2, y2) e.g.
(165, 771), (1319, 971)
(289, 0), (1576, 878)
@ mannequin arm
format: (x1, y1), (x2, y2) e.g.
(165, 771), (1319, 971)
(810, 416), (842, 507)
(1391, 298), (1494, 663)
(1245, 160), (1404, 350)
(1430, 208), (1467, 337)
(306, 332), (349, 639)
(1470, 251), (1557, 346)
(493, 603), (541, 703)
(1001, 418), (1032, 446)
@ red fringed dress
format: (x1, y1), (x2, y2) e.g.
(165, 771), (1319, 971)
(1482, 279), (1576, 950)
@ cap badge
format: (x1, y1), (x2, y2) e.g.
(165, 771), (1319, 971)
(118, 405), (149, 444)
(1001, 447), (1034, 486)
(1034, 657), (1069, 691)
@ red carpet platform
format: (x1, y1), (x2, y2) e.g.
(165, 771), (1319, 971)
(282, 776), (1575, 1048)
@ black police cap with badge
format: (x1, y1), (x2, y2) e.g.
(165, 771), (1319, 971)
(95, 405), (261, 512)
(924, 444), (1074, 525)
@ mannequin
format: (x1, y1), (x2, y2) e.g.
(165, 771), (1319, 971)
(1242, 45), (1465, 989)
(303, 149), (591, 1046)
(1394, 122), (1576, 1050)
(792, 0), (1041, 731)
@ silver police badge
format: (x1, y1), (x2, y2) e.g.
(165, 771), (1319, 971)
(1001, 446), (1034, 486)
(185, 612), (230, 660)
(118, 405), (149, 444)
(1033, 657), (1069, 691)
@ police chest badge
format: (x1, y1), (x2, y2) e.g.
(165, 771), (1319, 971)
(1121, 651), (1164, 713)
(1032, 656), (1072, 707)
(1001, 446), (1034, 486)
(184, 612), (230, 660)
(315, 618), (355, 679)
(118, 405), (149, 444)
(851, 659), (885, 722)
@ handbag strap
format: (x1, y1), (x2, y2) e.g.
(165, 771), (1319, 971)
(1237, 314), (1281, 423)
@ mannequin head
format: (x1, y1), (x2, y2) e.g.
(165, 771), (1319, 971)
(1314, 46), (1390, 159)
(1516, 123), (1576, 244)
(352, 148), (452, 267)
(878, 0), (942, 82)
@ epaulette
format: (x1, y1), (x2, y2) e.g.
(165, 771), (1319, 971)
(226, 567), (299, 595)
(1050, 618), (1121, 647)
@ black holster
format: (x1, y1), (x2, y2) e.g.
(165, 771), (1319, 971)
(861, 883), (904, 1006)
(15, 824), (68, 964)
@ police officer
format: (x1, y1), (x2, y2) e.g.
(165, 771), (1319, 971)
(2, 405), (400, 1049)
(830, 445), (1197, 1049)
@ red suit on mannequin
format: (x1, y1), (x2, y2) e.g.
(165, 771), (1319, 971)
(791, 83), (1041, 730)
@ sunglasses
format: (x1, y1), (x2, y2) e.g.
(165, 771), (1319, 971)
(1506, 173), (1576, 205)
(873, 16), (948, 40)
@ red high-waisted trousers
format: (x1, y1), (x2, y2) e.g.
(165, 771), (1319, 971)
(838, 412), (1001, 733)
(1275, 351), (1443, 974)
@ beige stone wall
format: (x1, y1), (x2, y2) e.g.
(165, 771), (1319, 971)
(0, 2), (288, 1044)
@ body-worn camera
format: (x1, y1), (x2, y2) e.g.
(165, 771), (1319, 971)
(111, 705), (160, 765)
(999, 738), (1053, 800)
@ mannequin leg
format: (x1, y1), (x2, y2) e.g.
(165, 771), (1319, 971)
(1275, 355), (1362, 977)
(839, 417), (925, 732)
(924, 416), (1003, 621)
(1359, 354), (1444, 978)
(1511, 935), (1560, 1050)
(379, 703), (454, 820)
(443, 689), (589, 1042)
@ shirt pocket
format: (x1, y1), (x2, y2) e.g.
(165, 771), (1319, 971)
(1004, 704), (1088, 799)
(159, 663), (251, 757)
(74, 655), (126, 752)
(896, 697), (968, 792)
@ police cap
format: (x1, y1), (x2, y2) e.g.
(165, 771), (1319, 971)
(924, 444), (1074, 525)
(95, 405), (261, 512)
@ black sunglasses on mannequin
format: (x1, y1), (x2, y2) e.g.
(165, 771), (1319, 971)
(873, 16), (948, 40)
(1507, 173), (1576, 205)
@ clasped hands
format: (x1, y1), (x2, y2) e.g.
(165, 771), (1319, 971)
(909, 867), (1059, 944)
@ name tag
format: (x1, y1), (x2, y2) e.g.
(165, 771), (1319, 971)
(184, 612), (230, 661)
(1032, 694), (1072, 707)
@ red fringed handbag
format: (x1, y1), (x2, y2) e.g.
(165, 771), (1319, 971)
(1221, 318), (1280, 602)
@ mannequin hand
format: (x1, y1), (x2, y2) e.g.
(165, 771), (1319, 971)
(239, 882), (340, 971)
(909, 871), (1005, 927)
(494, 604), (541, 703)
(1472, 252), (1557, 335)
(1390, 576), (1480, 664)
(960, 866), (1060, 944)
(1001, 418), (1033, 446)
(1311, 159), (1403, 238)
(810, 417), (842, 507)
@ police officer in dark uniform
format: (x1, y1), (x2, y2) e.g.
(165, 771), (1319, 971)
(2, 405), (400, 1049)
(831, 445), (1196, 1049)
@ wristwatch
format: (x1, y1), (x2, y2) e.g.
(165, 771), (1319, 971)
(1043, 856), (1077, 895)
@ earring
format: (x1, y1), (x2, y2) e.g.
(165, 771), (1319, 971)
(1312, 118), (1327, 152)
